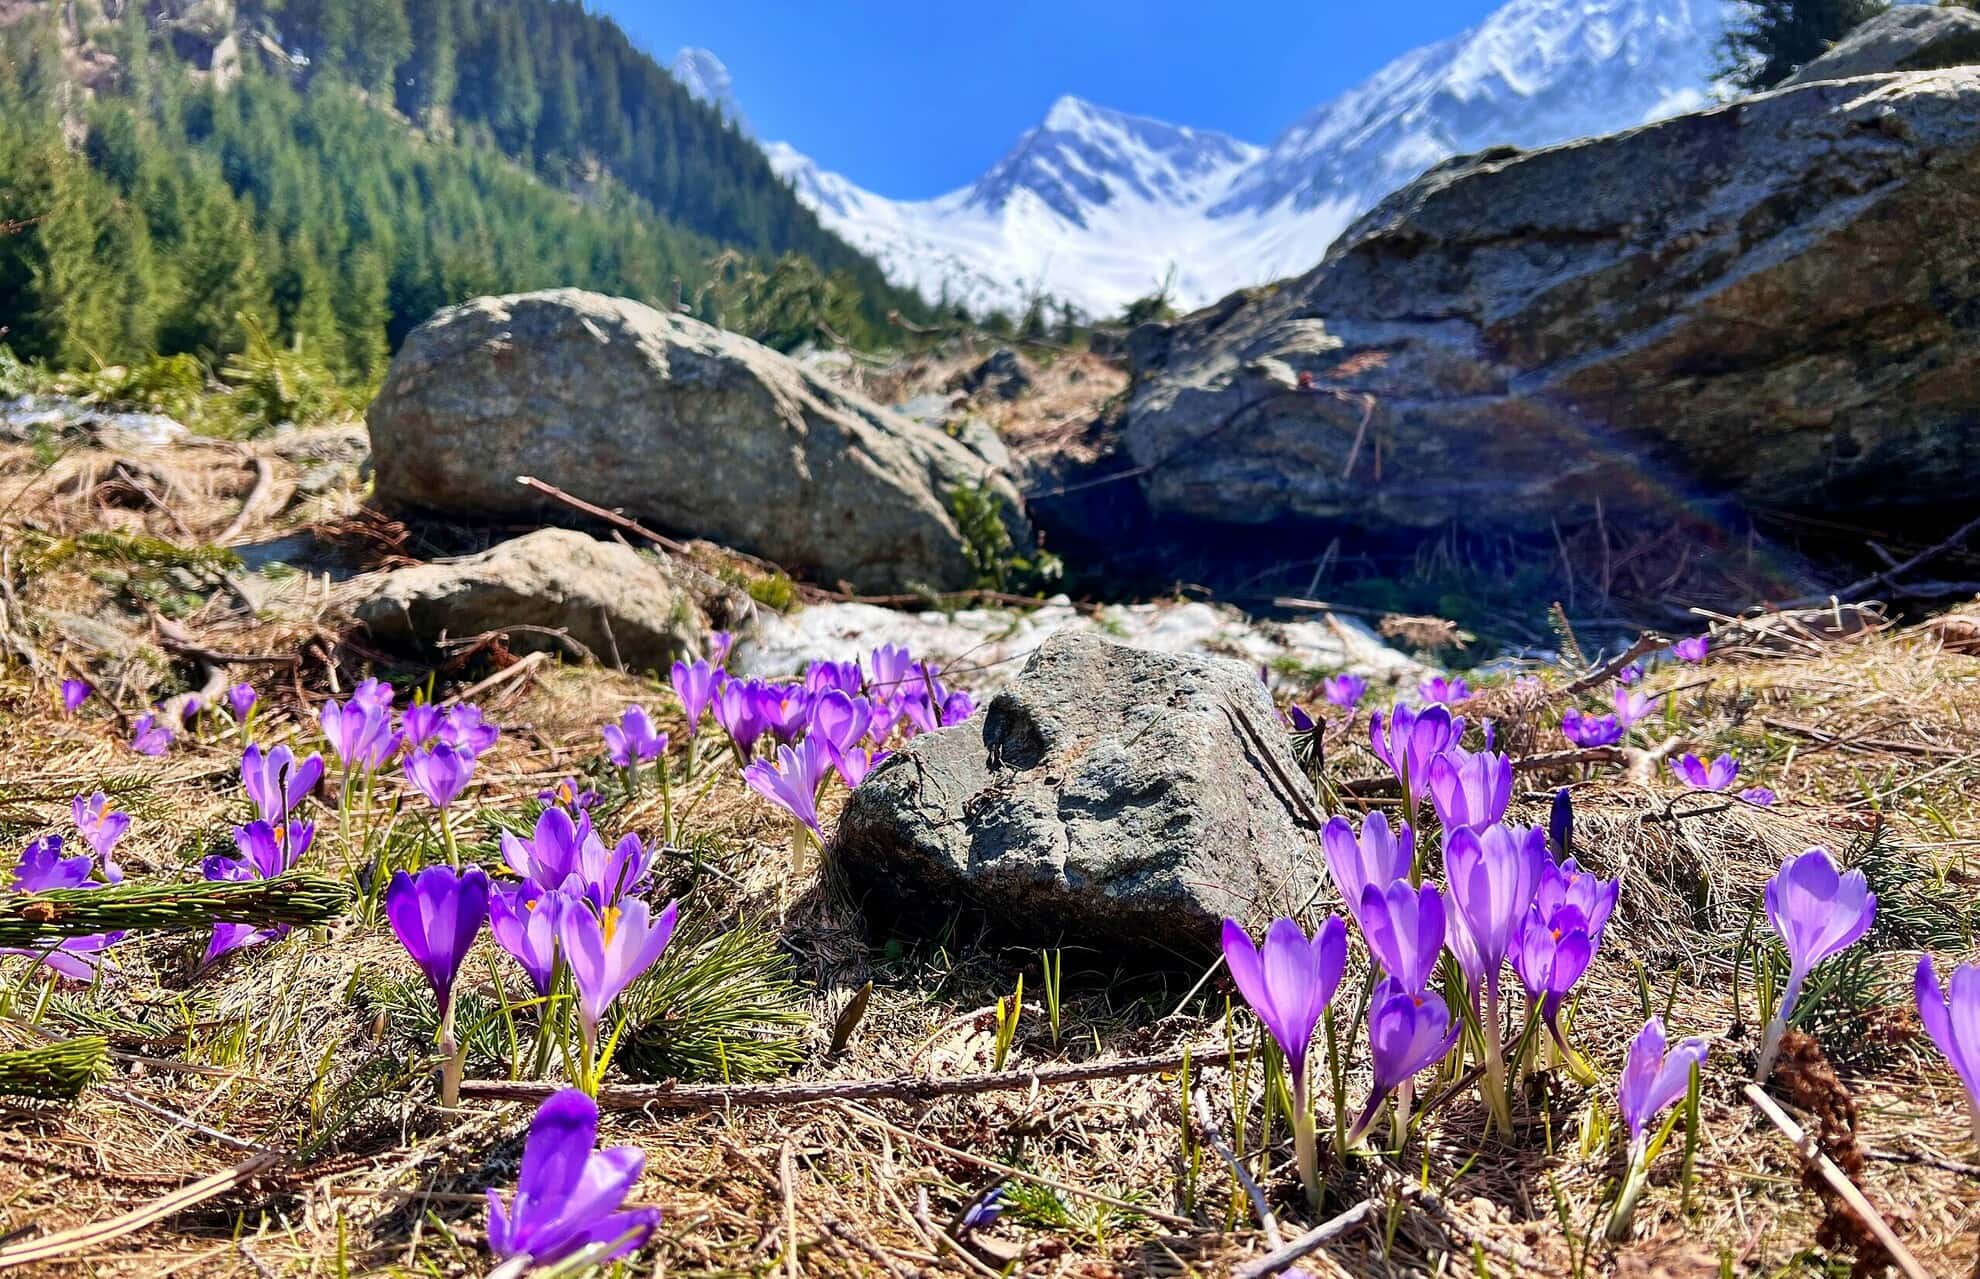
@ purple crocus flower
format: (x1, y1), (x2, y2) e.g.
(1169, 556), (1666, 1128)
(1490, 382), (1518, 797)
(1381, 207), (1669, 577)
(131, 713), (173, 756)
(11, 835), (94, 892)
(1219, 916), (1347, 1098)
(404, 741), (475, 810)
(200, 818), (312, 965)
(1560, 709), (1623, 748)
(940, 690), (975, 726)
(71, 792), (130, 875)
(867, 643), (915, 700)
(558, 896), (680, 1042)
(3, 836), (123, 977)
(1321, 813), (1414, 930)
(670, 659), (719, 741)
(1916, 955), (1980, 1144)
(1618, 1017), (1709, 1149)
(401, 702), (443, 749)
(708, 630), (735, 669)
(1510, 906), (1596, 1030)
(752, 684), (811, 745)
(1357, 879), (1446, 994)
(202, 855), (265, 966)
(1617, 663), (1643, 686)
(351, 677), (396, 711)
(1368, 703), (1464, 814)
(713, 678), (767, 757)
(1323, 674), (1367, 709)
(1740, 787), (1777, 807)
(1531, 857), (1619, 943)
(1445, 823), (1549, 996)
(1444, 823), (1550, 995)
(486, 1088), (661, 1267)
(1613, 687), (1659, 729)
(60, 679), (91, 714)
(227, 683), (258, 723)
(178, 696), (204, 728)
(960, 1187), (1005, 1232)
(1758, 847), (1876, 1078)
(808, 691), (874, 759)
(1672, 635), (1710, 664)
(1670, 753), (1739, 791)
(440, 705), (500, 757)
(1285, 704), (1316, 733)
(537, 777), (598, 813)
(804, 659), (864, 696)
(742, 738), (833, 837)
(833, 746), (883, 789)
(321, 698), (401, 773)
(500, 808), (597, 895)
(241, 745), (324, 825)
(385, 864), (490, 1010)
(14, 848), (116, 973)
(1549, 788), (1574, 859)
(1419, 675), (1471, 705)
(489, 882), (568, 996)
(603, 706), (666, 769)
(1426, 748), (1513, 833)
(574, 831), (654, 910)
(1347, 979), (1461, 1144)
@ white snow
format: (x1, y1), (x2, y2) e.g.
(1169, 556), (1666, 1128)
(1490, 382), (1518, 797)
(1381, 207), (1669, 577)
(735, 598), (1425, 693)
(747, 0), (1731, 318)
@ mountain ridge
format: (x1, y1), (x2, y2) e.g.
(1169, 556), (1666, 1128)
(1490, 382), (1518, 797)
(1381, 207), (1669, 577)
(735, 0), (1731, 317)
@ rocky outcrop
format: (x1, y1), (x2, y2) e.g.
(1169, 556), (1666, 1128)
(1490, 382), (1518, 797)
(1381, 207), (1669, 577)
(367, 290), (1027, 594)
(1122, 70), (1980, 535)
(353, 528), (743, 670)
(1782, 6), (1980, 86)
(831, 631), (1324, 958)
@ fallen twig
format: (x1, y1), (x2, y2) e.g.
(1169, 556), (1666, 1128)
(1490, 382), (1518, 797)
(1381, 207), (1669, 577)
(442, 649), (549, 707)
(1563, 632), (1668, 695)
(213, 454), (274, 546)
(1743, 1084), (1932, 1279)
(1191, 1088), (1283, 1251)
(0, 1150), (278, 1268)
(1232, 1195), (1378, 1279)
(462, 1044), (1222, 1110)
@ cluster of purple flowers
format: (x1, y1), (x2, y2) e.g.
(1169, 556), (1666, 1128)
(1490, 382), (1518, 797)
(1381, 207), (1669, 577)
(387, 812), (679, 1102)
(2, 795), (130, 978)
(705, 645), (974, 838)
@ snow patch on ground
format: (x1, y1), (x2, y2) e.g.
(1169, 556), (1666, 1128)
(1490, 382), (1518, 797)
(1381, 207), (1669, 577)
(736, 598), (1425, 693)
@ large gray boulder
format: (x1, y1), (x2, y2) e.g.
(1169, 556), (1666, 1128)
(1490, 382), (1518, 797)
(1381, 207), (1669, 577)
(368, 290), (1027, 594)
(353, 528), (742, 670)
(1123, 70), (1980, 535)
(831, 631), (1323, 959)
(1782, 6), (1980, 86)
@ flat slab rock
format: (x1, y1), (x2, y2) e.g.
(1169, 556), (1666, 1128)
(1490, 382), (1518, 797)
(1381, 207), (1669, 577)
(832, 631), (1323, 959)
(352, 528), (735, 671)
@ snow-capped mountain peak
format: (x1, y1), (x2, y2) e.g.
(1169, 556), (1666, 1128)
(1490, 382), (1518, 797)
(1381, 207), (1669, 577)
(755, 0), (1731, 317)
(962, 96), (1262, 226)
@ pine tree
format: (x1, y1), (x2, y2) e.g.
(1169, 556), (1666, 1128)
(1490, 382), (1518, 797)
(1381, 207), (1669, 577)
(1719, 0), (1888, 89)
(399, 0), (460, 125)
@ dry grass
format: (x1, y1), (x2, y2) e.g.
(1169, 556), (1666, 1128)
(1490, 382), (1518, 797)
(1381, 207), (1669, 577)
(0, 433), (1970, 1276)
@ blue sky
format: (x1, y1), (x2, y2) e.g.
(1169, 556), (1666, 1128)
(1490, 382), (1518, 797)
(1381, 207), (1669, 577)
(597, 0), (1508, 199)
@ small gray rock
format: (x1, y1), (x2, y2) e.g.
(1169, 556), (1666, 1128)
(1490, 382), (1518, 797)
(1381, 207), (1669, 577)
(353, 528), (717, 671)
(832, 631), (1323, 960)
(1782, 5), (1980, 86)
(954, 347), (1034, 401)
